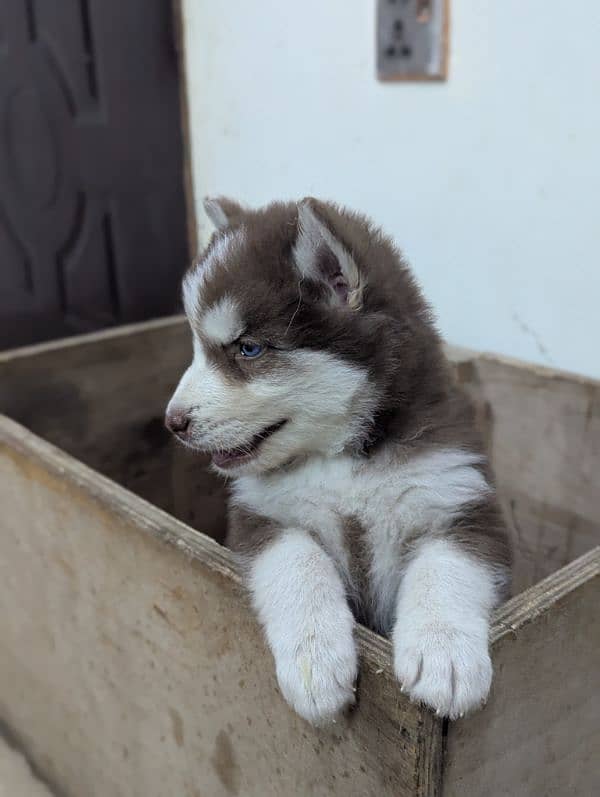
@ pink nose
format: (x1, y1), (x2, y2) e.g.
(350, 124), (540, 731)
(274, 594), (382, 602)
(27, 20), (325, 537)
(165, 408), (191, 437)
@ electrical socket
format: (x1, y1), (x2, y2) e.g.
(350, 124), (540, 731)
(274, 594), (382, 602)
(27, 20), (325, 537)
(377, 0), (448, 81)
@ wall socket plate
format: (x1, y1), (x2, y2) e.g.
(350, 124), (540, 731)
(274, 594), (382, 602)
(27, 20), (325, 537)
(377, 0), (449, 82)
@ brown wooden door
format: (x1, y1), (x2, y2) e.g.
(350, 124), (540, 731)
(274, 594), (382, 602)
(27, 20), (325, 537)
(0, 0), (189, 349)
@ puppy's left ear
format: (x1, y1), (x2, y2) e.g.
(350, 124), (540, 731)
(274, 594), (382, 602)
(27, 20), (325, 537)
(294, 199), (363, 309)
(203, 196), (247, 230)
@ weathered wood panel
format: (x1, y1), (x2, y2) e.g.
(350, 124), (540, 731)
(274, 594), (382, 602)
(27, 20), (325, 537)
(1, 318), (599, 796)
(2, 318), (599, 580)
(451, 347), (600, 592)
(0, 416), (442, 797)
(444, 548), (600, 796)
(0, 316), (228, 543)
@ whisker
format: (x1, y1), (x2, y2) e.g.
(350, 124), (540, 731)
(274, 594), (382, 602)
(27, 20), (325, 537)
(285, 279), (304, 337)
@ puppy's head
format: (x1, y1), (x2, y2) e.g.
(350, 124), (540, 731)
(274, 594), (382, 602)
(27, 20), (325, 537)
(166, 197), (438, 474)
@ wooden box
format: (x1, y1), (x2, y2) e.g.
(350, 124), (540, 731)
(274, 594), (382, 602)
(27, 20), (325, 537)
(0, 317), (597, 797)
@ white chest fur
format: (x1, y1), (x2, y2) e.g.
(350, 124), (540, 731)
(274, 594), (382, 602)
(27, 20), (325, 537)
(232, 447), (491, 629)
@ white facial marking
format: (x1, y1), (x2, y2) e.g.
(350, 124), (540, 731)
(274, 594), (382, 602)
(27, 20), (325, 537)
(393, 537), (502, 719)
(168, 343), (374, 469)
(249, 528), (358, 725)
(201, 296), (243, 345)
(182, 227), (246, 319)
(166, 337), (232, 435)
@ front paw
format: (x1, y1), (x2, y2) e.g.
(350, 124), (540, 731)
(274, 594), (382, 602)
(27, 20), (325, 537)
(274, 631), (358, 725)
(393, 623), (492, 720)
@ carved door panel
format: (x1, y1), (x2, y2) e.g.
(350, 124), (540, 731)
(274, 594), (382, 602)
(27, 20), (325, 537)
(0, 0), (189, 348)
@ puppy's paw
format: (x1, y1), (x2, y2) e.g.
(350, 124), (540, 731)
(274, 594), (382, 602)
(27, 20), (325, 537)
(393, 623), (492, 720)
(275, 629), (358, 725)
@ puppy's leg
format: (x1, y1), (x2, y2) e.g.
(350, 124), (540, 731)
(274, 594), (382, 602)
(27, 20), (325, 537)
(393, 537), (503, 719)
(249, 528), (357, 725)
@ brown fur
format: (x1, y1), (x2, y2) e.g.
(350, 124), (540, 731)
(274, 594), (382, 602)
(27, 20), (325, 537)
(193, 200), (479, 451)
(191, 198), (511, 619)
(228, 505), (280, 562)
(343, 515), (373, 625)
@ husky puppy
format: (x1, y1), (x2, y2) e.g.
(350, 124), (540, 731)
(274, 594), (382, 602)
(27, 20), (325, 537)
(166, 197), (511, 724)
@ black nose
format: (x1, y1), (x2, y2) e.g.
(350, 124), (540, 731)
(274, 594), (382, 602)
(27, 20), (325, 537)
(165, 408), (191, 436)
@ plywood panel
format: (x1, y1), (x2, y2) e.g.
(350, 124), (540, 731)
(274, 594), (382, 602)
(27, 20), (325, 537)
(444, 548), (600, 796)
(0, 317), (227, 543)
(1, 320), (598, 795)
(0, 416), (442, 797)
(450, 348), (600, 591)
(2, 320), (598, 585)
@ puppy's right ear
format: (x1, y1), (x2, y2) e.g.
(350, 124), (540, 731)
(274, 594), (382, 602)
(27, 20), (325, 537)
(294, 198), (364, 310)
(203, 196), (246, 230)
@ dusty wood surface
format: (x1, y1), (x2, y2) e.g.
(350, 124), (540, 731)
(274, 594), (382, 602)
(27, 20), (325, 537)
(0, 736), (55, 797)
(1, 414), (596, 796)
(2, 316), (599, 581)
(1, 318), (599, 795)
(451, 347), (600, 592)
(0, 317), (228, 544)
(444, 547), (600, 796)
(0, 417), (442, 797)
(2, 318), (599, 587)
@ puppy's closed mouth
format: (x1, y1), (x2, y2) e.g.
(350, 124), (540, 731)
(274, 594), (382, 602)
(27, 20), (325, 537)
(211, 420), (288, 469)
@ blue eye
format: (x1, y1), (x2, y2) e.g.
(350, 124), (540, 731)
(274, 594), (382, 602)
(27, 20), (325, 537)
(240, 341), (264, 358)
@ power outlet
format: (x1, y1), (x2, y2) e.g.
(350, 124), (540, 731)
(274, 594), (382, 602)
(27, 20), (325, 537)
(377, 0), (448, 81)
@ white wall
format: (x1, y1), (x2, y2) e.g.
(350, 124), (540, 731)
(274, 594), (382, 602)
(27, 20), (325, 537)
(182, 1), (600, 378)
